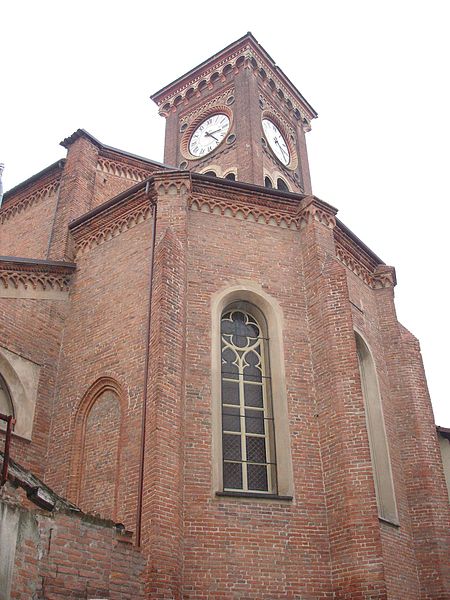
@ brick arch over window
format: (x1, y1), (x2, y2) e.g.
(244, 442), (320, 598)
(211, 282), (294, 498)
(69, 377), (126, 520)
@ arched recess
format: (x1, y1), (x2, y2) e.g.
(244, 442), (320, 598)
(0, 347), (39, 439)
(211, 282), (294, 497)
(355, 332), (398, 524)
(0, 374), (14, 430)
(69, 377), (126, 520)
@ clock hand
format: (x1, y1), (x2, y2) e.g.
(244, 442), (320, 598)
(274, 138), (288, 160)
(205, 131), (219, 142)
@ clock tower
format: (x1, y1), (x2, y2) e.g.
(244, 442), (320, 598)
(151, 33), (317, 194)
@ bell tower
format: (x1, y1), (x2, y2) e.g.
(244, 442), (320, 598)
(151, 33), (317, 194)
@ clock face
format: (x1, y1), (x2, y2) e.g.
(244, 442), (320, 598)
(189, 113), (230, 157)
(262, 118), (290, 166)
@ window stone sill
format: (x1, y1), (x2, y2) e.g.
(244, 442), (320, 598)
(216, 491), (293, 501)
(379, 516), (400, 528)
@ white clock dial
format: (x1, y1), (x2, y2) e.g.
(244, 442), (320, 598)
(262, 118), (290, 166)
(189, 113), (230, 157)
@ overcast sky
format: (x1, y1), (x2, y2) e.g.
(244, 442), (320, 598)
(1, 1), (449, 424)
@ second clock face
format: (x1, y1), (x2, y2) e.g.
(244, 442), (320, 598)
(189, 113), (230, 158)
(262, 118), (290, 166)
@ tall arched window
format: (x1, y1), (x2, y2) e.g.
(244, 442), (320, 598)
(356, 332), (398, 523)
(221, 304), (276, 493)
(0, 374), (14, 430)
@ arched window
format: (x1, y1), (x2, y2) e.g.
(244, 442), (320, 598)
(225, 172), (236, 181)
(221, 303), (276, 493)
(204, 170), (217, 177)
(264, 176), (273, 189)
(0, 374), (14, 430)
(277, 178), (289, 192)
(356, 333), (398, 523)
(0, 348), (39, 440)
(212, 285), (294, 499)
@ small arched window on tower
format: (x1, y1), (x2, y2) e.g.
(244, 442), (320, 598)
(355, 333), (398, 524)
(204, 170), (217, 177)
(0, 373), (14, 430)
(264, 176), (273, 189)
(224, 172), (236, 181)
(276, 178), (289, 192)
(221, 304), (277, 493)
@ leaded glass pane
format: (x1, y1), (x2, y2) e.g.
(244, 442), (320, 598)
(245, 409), (265, 434)
(246, 436), (266, 463)
(223, 434), (242, 461)
(222, 347), (239, 379)
(223, 462), (243, 489)
(247, 464), (268, 491)
(222, 380), (239, 405)
(244, 383), (263, 407)
(222, 407), (241, 432)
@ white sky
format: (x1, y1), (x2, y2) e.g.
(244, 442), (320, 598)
(1, 1), (449, 424)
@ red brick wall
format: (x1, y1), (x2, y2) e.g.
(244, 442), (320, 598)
(0, 295), (69, 478)
(180, 206), (333, 598)
(44, 218), (153, 532)
(1, 493), (146, 600)
(2, 159), (449, 597)
(346, 269), (422, 597)
(91, 157), (162, 209)
(0, 189), (58, 259)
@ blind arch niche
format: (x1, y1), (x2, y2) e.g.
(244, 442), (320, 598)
(355, 332), (398, 524)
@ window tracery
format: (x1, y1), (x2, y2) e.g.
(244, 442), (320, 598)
(221, 306), (276, 493)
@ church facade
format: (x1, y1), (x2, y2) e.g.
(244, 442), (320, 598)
(1, 33), (449, 599)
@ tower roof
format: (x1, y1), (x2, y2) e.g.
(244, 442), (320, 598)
(151, 33), (317, 123)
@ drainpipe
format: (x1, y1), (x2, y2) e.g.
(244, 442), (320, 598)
(136, 183), (157, 546)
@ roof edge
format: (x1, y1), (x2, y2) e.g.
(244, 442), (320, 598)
(336, 218), (385, 266)
(60, 128), (174, 170)
(3, 159), (65, 201)
(151, 33), (318, 119)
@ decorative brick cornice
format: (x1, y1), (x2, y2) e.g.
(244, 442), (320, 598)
(189, 186), (324, 231)
(96, 157), (150, 183)
(336, 245), (396, 289)
(72, 194), (153, 256)
(0, 258), (75, 298)
(297, 197), (337, 230)
(0, 179), (60, 224)
(154, 179), (191, 196)
(179, 87), (235, 126)
(189, 194), (300, 230)
(70, 173), (192, 256)
(372, 265), (397, 289)
(152, 35), (316, 125)
(336, 244), (375, 287)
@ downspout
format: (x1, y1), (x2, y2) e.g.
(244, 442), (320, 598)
(136, 182), (157, 546)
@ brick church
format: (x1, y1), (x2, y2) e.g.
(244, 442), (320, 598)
(1, 33), (449, 599)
